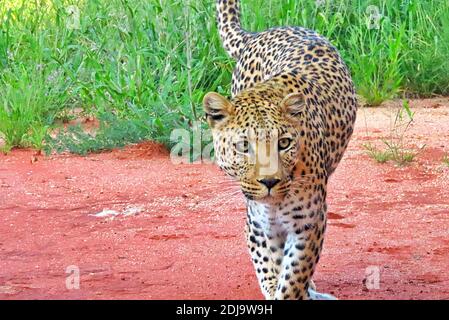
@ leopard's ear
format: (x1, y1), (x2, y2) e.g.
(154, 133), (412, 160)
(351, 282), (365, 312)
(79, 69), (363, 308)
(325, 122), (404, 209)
(203, 92), (234, 128)
(281, 93), (305, 120)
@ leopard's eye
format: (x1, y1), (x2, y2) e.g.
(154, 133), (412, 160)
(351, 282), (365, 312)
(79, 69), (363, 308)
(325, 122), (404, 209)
(278, 137), (293, 151)
(235, 140), (249, 154)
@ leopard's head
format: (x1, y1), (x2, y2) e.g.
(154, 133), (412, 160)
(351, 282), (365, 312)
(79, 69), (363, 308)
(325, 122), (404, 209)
(203, 86), (307, 203)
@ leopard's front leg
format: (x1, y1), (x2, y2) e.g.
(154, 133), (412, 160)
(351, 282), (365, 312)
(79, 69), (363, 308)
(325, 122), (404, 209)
(245, 217), (285, 299)
(247, 202), (335, 300)
(274, 221), (326, 300)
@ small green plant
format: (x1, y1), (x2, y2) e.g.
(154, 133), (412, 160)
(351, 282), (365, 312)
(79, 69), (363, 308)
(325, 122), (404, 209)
(363, 143), (393, 164)
(364, 141), (420, 166)
(443, 154), (449, 167)
(24, 125), (50, 151)
(364, 100), (423, 166)
(381, 139), (421, 166)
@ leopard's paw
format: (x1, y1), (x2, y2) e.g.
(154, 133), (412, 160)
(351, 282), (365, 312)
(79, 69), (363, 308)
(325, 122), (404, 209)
(308, 288), (337, 300)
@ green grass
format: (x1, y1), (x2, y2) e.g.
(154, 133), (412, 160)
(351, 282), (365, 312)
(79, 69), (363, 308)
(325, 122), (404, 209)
(1, 0), (449, 154)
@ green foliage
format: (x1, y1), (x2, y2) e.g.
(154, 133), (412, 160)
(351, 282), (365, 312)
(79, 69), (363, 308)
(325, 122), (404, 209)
(44, 112), (152, 155)
(1, 0), (449, 153)
(0, 64), (70, 151)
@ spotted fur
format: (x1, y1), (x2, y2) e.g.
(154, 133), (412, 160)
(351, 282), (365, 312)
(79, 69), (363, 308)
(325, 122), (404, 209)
(203, 0), (358, 300)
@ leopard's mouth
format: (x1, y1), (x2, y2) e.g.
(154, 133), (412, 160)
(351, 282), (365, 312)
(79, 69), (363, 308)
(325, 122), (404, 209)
(241, 185), (288, 202)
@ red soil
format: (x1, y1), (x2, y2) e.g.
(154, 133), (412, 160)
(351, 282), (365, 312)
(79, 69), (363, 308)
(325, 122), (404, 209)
(1, 98), (449, 300)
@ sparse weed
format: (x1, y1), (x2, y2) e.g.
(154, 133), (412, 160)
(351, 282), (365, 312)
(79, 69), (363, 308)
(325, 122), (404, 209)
(44, 112), (152, 155)
(364, 141), (420, 166)
(364, 100), (424, 166)
(443, 154), (449, 167)
(363, 143), (392, 164)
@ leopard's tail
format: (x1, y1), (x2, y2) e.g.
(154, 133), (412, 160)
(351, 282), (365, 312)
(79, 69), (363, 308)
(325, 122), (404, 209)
(217, 0), (252, 60)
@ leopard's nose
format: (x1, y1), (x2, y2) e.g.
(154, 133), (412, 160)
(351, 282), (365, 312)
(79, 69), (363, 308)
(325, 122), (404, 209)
(258, 178), (281, 189)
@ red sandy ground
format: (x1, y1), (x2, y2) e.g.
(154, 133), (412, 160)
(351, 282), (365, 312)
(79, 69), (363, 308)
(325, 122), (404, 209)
(1, 98), (449, 300)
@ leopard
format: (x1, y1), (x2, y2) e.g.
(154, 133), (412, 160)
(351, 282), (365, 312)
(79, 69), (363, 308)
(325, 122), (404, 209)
(202, 0), (358, 300)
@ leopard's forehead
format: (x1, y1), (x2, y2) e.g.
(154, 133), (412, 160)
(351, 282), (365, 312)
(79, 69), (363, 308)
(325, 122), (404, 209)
(228, 94), (288, 128)
(232, 106), (283, 127)
(217, 106), (294, 142)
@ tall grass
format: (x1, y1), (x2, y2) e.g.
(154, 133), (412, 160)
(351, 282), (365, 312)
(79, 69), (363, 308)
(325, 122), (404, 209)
(0, 0), (448, 153)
